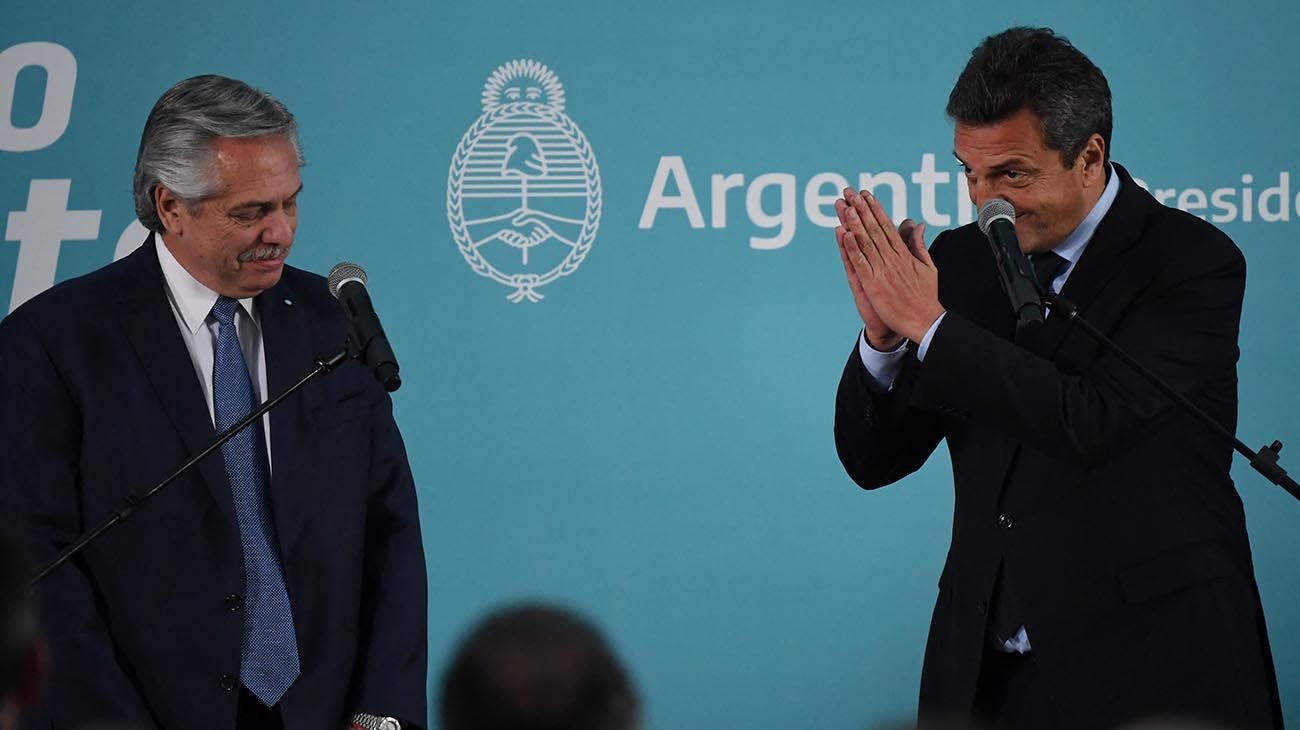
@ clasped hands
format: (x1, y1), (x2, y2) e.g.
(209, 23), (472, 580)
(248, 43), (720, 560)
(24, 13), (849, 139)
(834, 187), (945, 351)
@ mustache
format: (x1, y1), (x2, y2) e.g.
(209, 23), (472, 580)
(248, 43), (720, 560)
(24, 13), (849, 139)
(238, 244), (290, 262)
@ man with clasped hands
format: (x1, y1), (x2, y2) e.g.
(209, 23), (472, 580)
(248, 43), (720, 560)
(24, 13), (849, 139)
(0, 76), (426, 730)
(832, 27), (1281, 729)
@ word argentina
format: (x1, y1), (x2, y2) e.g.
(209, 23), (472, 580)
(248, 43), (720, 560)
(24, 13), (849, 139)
(638, 154), (1299, 249)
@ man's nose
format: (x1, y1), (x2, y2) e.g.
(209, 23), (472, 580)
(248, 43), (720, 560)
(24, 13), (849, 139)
(967, 178), (1011, 212)
(261, 209), (294, 245)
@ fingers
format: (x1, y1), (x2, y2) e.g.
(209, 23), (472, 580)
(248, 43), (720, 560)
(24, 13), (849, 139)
(835, 228), (866, 296)
(836, 225), (873, 278)
(898, 218), (917, 245)
(860, 191), (907, 254)
(902, 220), (934, 268)
(841, 187), (906, 261)
(909, 223), (941, 268)
(838, 191), (887, 272)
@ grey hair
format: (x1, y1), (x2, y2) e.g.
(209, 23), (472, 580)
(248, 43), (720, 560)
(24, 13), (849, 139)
(133, 74), (303, 231)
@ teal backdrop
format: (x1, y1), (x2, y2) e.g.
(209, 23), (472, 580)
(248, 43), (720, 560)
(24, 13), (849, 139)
(4, 2), (1298, 727)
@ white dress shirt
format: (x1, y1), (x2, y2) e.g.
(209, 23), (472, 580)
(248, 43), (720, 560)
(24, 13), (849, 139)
(155, 236), (274, 469)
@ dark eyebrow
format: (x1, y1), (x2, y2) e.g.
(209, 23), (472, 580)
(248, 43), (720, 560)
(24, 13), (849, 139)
(987, 158), (1036, 174)
(951, 152), (1036, 173)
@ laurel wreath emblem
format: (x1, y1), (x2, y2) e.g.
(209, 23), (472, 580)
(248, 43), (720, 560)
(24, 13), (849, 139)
(447, 102), (602, 302)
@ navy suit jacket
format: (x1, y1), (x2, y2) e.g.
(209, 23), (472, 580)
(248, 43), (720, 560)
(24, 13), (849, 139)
(0, 237), (428, 729)
(835, 165), (1281, 729)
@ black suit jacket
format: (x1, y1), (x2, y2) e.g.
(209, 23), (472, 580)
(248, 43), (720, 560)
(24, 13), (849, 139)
(835, 165), (1282, 729)
(0, 237), (428, 729)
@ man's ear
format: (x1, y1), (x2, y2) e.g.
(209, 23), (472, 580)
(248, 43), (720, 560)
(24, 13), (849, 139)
(1079, 133), (1106, 185)
(155, 184), (187, 235)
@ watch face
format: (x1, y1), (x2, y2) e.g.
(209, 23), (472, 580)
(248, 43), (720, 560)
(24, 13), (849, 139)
(378, 720), (401, 730)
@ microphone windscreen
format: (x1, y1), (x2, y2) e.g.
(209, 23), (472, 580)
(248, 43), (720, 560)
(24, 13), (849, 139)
(327, 262), (368, 299)
(977, 199), (1016, 235)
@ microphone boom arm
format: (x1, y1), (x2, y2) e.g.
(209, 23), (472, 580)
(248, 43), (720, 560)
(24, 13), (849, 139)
(1043, 290), (1299, 501)
(29, 347), (351, 586)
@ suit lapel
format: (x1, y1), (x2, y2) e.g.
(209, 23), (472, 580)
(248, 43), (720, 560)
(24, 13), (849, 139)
(257, 276), (323, 563)
(117, 235), (237, 527)
(985, 164), (1156, 502)
(1037, 163), (1150, 357)
(960, 241), (1022, 497)
(981, 165), (1150, 497)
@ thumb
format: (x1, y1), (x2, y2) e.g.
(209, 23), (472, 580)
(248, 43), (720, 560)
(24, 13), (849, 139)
(908, 223), (934, 266)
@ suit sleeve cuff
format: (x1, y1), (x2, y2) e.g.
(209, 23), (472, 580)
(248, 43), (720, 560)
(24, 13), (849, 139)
(915, 312), (946, 362)
(856, 329), (908, 393)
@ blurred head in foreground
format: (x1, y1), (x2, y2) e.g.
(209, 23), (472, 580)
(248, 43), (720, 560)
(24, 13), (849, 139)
(0, 527), (42, 730)
(439, 603), (639, 730)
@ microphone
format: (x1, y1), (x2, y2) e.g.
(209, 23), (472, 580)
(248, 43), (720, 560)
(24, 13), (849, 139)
(327, 262), (401, 392)
(978, 199), (1045, 330)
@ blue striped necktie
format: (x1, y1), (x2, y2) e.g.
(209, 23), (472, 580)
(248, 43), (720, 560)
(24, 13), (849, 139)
(210, 295), (300, 705)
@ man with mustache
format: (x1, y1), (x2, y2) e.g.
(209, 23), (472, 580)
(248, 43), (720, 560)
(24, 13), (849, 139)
(0, 76), (427, 730)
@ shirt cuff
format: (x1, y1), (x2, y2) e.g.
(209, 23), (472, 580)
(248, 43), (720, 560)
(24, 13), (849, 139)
(856, 330), (908, 393)
(915, 312), (946, 362)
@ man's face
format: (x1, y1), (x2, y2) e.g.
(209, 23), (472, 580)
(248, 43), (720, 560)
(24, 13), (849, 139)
(954, 107), (1105, 255)
(158, 134), (301, 298)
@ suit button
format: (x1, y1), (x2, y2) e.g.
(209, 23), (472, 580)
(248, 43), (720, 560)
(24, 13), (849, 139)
(219, 674), (236, 692)
(225, 593), (243, 611)
(996, 513), (1014, 529)
(977, 600), (988, 615)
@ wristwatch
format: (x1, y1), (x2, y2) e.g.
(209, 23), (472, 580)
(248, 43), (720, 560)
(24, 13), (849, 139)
(349, 713), (402, 730)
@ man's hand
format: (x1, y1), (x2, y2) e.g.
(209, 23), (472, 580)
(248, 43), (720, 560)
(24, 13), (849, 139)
(835, 188), (944, 344)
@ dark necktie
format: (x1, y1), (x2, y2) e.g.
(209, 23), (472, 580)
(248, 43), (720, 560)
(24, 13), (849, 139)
(211, 296), (300, 705)
(1014, 252), (1069, 344)
(991, 252), (1070, 648)
(1029, 251), (1068, 298)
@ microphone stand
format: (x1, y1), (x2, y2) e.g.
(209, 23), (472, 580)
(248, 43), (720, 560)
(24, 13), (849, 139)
(29, 347), (352, 586)
(1043, 291), (1300, 502)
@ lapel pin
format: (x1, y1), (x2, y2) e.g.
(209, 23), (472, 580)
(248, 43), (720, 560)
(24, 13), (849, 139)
(283, 298), (293, 306)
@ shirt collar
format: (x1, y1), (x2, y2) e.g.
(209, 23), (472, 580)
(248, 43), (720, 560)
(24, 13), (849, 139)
(155, 235), (258, 334)
(1051, 163), (1120, 265)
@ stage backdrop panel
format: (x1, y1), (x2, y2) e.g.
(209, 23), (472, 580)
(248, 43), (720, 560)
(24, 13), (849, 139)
(4, 2), (1298, 727)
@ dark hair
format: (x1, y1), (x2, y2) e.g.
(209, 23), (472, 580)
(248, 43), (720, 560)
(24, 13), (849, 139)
(946, 27), (1112, 166)
(0, 527), (35, 697)
(439, 604), (639, 730)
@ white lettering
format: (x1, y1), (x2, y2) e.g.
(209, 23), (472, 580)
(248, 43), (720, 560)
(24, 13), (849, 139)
(636, 158), (1300, 250)
(911, 153), (950, 227)
(5, 179), (101, 311)
(1210, 188), (1238, 223)
(956, 173), (974, 225)
(857, 171), (907, 223)
(803, 172), (849, 228)
(710, 173), (744, 228)
(0, 42), (77, 152)
(746, 173), (796, 250)
(1259, 172), (1289, 222)
(114, 219), (150, 261)
(1177, 188), (1207, 218)
(638, 156), (704, 229)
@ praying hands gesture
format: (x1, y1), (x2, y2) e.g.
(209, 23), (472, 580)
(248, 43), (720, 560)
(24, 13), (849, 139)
(834, 188), (945, 350)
